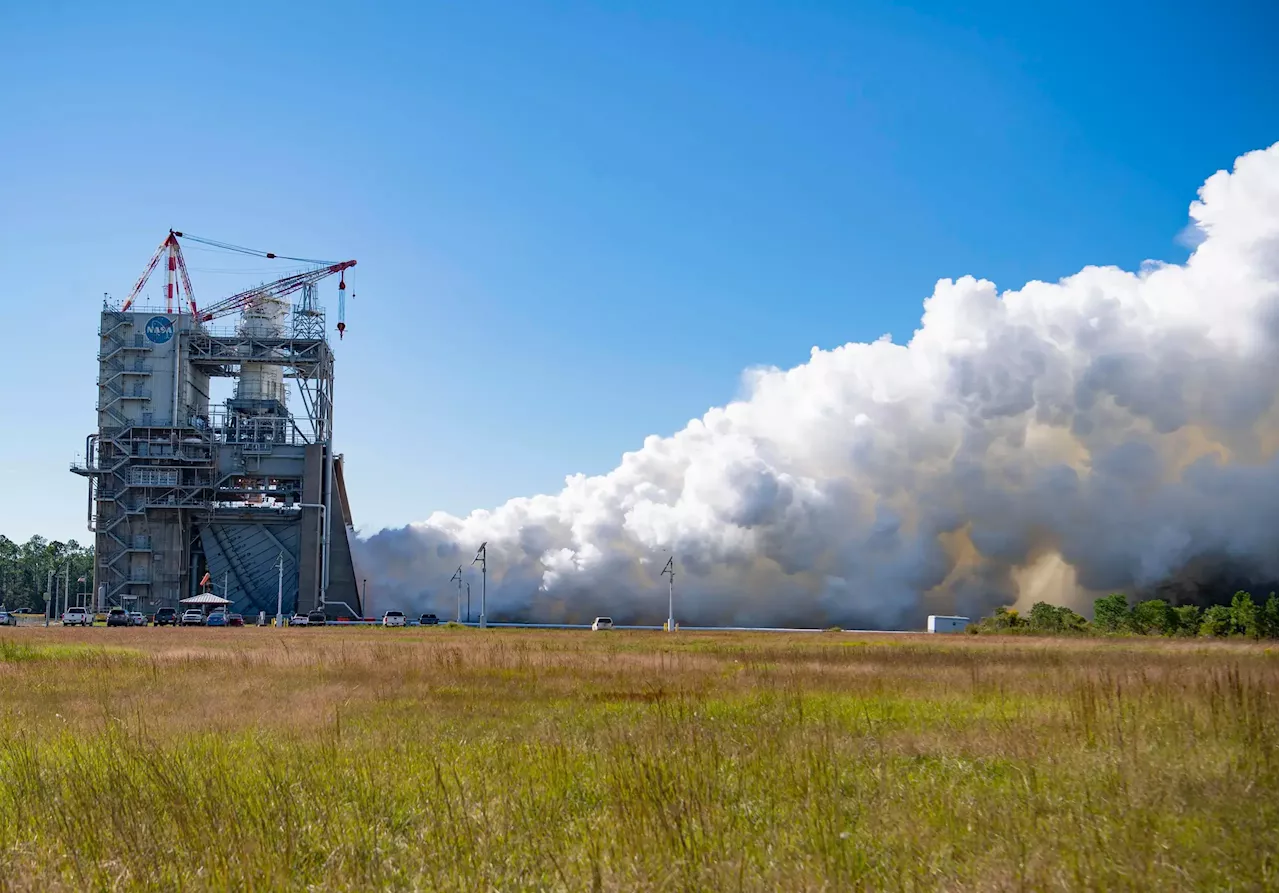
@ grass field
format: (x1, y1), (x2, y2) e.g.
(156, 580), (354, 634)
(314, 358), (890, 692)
(0, 627), (1273, 891)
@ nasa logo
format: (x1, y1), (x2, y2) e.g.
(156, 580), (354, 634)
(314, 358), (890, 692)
(144, 316), (174, 344)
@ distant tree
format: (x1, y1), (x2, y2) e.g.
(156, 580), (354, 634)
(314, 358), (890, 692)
(1028, 601), (1063, 632)
(1028, 602), (1087, 634)
(1229, 591), (1261, 639)
(1199, 605), (1234, 637)
(1263, 593), (1279, 640)
(1092, 593), (1131, 633)
(1131, 599), (1177, 636)
(1060, 607), (1089, 633)
(1172, 604), (1202, 637)
(0, 534), (95, 613)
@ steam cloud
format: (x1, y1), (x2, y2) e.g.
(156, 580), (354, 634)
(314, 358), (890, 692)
(357, 144), (1279, 627)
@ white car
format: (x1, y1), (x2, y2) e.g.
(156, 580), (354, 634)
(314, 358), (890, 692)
(288, 613), (309, 627)
(591, 617), (614, 631)
(382, 610), (406, 627)
(128, 611), (146, 626)
(62, 607), (92, 626)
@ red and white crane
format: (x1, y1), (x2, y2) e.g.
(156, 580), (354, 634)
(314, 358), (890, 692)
(118, 231), (357, 337)
(194, 260), (356, 335)
(120, 230), (197, 316)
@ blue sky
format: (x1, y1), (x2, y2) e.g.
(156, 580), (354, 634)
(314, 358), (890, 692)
(0, 0), (1274, 544)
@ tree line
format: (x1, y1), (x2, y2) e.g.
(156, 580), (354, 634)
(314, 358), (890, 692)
(971, 590), (1279, 639)
(0, 536), (95, 614)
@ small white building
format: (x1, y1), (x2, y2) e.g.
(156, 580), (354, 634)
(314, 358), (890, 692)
(927, 615), (971, 633)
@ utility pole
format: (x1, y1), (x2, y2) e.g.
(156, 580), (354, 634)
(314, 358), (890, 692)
(661, 555), (676, 632)
(450, 566), (463, 623)
(472, 543), (487, 628)
(62, 563), (70, 619)
(275, 552), (284, 628)
(466, 582), (471, 624)
(45, 570), (53, 626)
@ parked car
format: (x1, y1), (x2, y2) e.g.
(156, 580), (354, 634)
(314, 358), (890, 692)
(0, 609), (17, 627)
(180, 609), (205, 626)
(288, 613), (309, 627)
(382, 610), (406, 628)
(307, 610), (327, 626)
(419, 613), (439, 626)
(228, 613), (245, 627)
(591, 617), (614, 631)
(127, 611), (146, 626)
(62, 607), (92, 626)
(106, 607), (129, 627)
(153, 607), (178, 627)
(205, 611), (228, 627)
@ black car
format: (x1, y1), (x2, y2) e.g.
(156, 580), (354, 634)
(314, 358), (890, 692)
(306, 610), (327, 626)
(153, 607), (178, 627)
(419, 613), (439, 626)
(106, 607), (129, 627)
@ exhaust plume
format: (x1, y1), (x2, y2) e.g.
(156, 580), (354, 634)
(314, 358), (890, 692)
(357, 144), (1279, 627)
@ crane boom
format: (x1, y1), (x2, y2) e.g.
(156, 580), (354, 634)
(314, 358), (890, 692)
(120, 230), (199, 316)
(196, 260), (357, 324)
(118, 231), (356, 337)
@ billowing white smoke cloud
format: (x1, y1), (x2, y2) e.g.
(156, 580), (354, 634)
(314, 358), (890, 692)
(358, 144), (1279, 627)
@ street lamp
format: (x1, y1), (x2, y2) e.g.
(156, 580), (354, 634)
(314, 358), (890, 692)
(471, 543), (487, 628)
(450, 566), (463, 623)
(660, 555), (676, 632)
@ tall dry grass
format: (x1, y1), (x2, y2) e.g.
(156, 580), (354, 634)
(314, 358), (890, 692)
(0, 627), (1273, 891)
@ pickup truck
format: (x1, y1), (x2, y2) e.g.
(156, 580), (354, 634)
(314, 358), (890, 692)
(62, 607), (92, 626)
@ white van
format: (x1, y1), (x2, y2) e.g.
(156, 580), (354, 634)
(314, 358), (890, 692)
(591, 617), (614, 631)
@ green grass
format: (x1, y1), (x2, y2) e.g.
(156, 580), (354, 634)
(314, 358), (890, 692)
(0, 628), (1272, 891)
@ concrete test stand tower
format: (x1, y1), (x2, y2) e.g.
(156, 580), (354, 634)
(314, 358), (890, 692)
(72, 231), (364, 619)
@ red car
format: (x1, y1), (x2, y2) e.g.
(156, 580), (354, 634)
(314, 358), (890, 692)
(228, 613), (245, 627)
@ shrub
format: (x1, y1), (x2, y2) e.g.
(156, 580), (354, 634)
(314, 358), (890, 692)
(1092, 593), (1131, 633)
(1263, 593), (1278, 639)
(1172, 604), (1202, 637)
(1028, 602), (1088, 634)
(968, 606), (1030, 635)
(1199, 605), (1234, 637)
(1131, 599), (1178, 636)
(1229, 591), (1261, 639)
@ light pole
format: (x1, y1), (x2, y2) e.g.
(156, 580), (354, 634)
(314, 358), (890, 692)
(661, 556), (676, 632)
(472, 543), (487, 628)
(450, 566), (463, 623)
(466, 582), (471, 624)
(275, 551), (284, 628)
